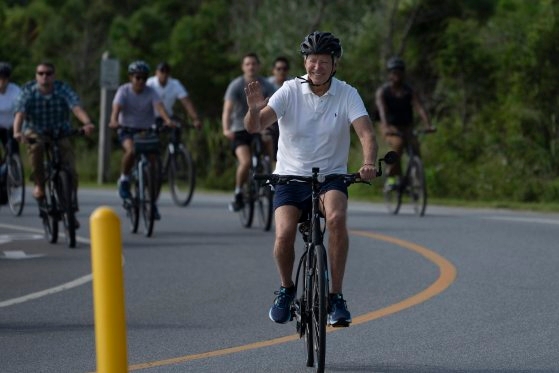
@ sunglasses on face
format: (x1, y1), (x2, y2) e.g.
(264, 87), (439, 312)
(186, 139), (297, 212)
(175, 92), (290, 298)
(36, 71), (54, 76)
(133, 75), (148, 81)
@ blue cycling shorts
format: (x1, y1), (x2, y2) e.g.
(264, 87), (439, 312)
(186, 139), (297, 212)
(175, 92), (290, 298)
(272, 178), (348, 212)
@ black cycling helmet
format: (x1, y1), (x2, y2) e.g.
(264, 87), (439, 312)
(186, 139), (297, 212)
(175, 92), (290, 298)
(128, 60), (150, 75)
(387, 56), (406, 71)
(300, 31), (343, 58)
(0, 62), (12, 78)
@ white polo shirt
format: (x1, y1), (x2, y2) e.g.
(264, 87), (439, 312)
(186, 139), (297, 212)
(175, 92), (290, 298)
(268, 75), (369, 176)
(146, 76), (188, 116)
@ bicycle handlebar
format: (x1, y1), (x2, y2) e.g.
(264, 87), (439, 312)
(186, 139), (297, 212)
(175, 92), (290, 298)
(253, 151), (398, 185)
(24, 128), (85, 145)
(386, 127), (437, 137)
(254, 172), (369, 186)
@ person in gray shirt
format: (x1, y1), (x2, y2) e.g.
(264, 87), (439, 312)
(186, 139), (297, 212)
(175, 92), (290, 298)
(109, 60), (174, 219)
(222, 53), (275, 212)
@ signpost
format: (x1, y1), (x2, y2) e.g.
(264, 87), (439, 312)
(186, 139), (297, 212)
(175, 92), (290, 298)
(98, 52), (120, 184)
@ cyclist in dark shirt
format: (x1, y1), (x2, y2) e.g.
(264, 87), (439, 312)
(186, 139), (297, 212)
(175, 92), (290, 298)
(375, 57), (434, 186)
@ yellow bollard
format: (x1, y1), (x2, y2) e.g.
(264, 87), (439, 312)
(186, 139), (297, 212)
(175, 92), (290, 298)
(90, 206), (128, 372)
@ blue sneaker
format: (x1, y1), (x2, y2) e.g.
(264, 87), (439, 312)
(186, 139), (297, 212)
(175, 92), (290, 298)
(269, 286), (296, 324)
(118, 179), (131, 199)
(328, 293), (352, 327)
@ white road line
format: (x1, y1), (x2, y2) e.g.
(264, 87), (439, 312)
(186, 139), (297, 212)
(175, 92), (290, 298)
(0, 274), (93, 308)
(485, 216), (559, 225)
(2, 250), (46, 259)
(0, 222), (93, 309)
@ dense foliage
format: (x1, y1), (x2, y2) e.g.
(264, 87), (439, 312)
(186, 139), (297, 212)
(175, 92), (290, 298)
(1, 0), (558, 202)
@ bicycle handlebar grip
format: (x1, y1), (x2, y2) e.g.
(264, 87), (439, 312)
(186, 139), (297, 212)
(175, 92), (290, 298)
(253, 174), (273, 181)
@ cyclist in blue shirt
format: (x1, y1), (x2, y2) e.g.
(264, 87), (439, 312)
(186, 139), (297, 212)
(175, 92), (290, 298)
(12, 62), (95, 226)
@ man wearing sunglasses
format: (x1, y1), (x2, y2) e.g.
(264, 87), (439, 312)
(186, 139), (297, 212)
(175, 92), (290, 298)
(109, 60), (174, 220)
(12, 62), (95, 225)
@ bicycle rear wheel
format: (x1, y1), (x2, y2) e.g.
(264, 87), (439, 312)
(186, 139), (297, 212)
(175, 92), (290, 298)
(55, 170), (76, 248)
(141, 161), (157, 237)
(42, 182), (58, 244)
(383, 177), (402, 215)
(311, 244), (328, 373)
(239, 180), (255, 228)
(6, 154), (25, 216)
(255, 157), (273, 231)
(409, 155), (427, 216)
(168, 146), (195, 207)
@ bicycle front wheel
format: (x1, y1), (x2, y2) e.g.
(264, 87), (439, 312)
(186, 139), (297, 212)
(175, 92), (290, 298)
(168, 146), (195, 207)
(141, 160), (158, 237)
(55, 170), (76, 248)
(303, 248), (315, 368)
(409, 155), (427, 216)
(311, 244), (328, 373)
(126, 174), (140, 234)
(42, 181), (58, 244)
(6, 154), (25, 216)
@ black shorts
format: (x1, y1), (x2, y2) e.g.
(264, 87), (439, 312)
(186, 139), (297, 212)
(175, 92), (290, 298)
(230, 130), (254, 154)
(273, 178), (348, 213)
(118, 127), (144, 144)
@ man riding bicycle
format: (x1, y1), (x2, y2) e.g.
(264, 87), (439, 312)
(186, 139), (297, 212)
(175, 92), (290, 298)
(109, 60), (175, 220)
(244, 31), (378, 327)
(147, 61), (202, 129)
(222, 53), (276, 212)
(375, 57), (434, 188)
(12, 62), (95, 227)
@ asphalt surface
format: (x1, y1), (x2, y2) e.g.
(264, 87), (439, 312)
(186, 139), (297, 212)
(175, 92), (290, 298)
(1, 188), (558, 372)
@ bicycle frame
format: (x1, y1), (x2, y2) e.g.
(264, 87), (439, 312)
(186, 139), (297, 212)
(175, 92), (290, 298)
(294, 168), (327, 292)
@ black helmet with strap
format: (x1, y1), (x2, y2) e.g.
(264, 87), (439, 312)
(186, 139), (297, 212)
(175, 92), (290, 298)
(300, 31), (343, 58)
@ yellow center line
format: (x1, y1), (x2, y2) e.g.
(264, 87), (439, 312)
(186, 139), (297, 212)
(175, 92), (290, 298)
(119, 230), (457, 371)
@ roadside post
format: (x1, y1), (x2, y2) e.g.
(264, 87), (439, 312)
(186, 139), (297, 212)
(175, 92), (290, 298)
(90, 206), (127, 372)
(98, 52), (119, 184)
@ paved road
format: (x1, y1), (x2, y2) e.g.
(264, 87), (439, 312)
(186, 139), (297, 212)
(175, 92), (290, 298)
(1, 188), (558, 372)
